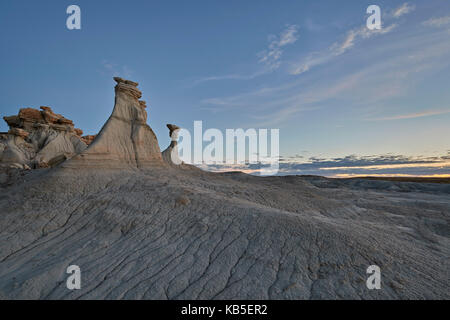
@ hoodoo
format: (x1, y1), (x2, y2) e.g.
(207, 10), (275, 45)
(162, 123), (181, 165)
(65, 77), (163, 168)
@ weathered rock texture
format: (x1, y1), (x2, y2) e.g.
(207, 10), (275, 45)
(65, 77), (162, 169)
(80, 135), (96, 146)
(0, 106), (87, 169)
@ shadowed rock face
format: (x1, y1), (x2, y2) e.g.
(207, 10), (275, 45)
(0, 106), (87, 169)
(65, 77), (163, 169)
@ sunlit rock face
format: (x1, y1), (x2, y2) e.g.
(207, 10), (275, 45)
(65, 77), (163, 169)
(0, 106), (87, 169)
(80, 134), (96, 146)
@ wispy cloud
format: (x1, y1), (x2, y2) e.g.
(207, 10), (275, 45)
(369, 109), (450, 121)
(191, 70), (268, 86)
(423, 15), (450, 28)
(201, 25), (450, 127)
(193, 74), (248, 86)
(290, 23), (397, 75)
(392, 3), (416, 18)
(101, 60), (133, 78)
(193, 24), (299, 86)
(333, 23), (398, 54)
(290, 3), (418, 76)
(258, 24), (299, 70)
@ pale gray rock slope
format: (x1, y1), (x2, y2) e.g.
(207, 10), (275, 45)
(0, 78), (448, 300)
(0, 167), (449, 299)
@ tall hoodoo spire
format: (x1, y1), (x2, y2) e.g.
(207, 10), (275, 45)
(65, 77), (163, 168)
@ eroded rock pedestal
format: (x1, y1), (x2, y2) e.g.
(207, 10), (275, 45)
(0, 106), (88, 169)
(162, 124), (182, 165)
(65, 77), (163, 168)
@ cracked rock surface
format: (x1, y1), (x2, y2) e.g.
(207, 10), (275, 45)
(0, 166), (448, 299)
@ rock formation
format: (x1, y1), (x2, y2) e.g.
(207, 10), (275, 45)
(65, 77), (163, 169)
(0, 106), (87, 169)
(162, 124), (182, 165)
(1, 77), (163, 170)
(80, 134), (96, 145)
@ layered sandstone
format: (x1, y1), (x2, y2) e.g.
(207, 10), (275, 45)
(65, 77), (163, 168)
(0, 106), (87, 169)
(81, 134), (96, 145)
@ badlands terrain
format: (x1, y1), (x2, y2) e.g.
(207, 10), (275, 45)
(0, 78), (449, 299)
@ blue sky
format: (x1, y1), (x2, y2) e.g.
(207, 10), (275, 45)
(0, 0), (449, 177)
